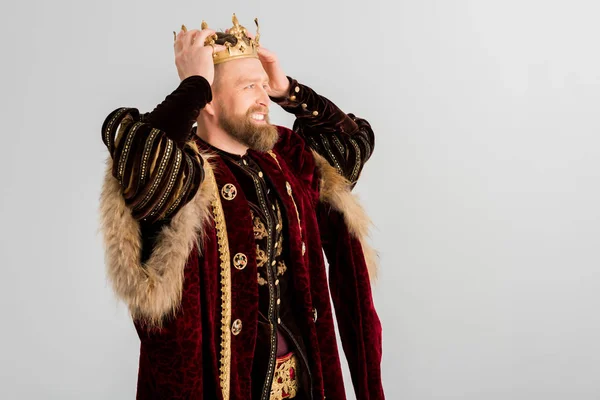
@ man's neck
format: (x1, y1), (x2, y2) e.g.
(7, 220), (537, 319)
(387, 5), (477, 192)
(195, 122), (248, 156)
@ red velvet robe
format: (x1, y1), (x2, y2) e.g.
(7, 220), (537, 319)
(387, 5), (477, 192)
(100, 120), (384, 399)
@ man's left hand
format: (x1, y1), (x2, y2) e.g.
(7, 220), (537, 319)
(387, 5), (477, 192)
(257, 47), (290, 98)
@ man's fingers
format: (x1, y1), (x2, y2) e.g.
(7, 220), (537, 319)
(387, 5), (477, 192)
(192, 29), (217, 47)
(257, 47), (278, 62)
(205, 44), (227, 55)
(174, 29), (185, 51)
(183, 29), (203, 47)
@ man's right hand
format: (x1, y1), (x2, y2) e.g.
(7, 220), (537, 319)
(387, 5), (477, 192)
(174, 28), (225, 84)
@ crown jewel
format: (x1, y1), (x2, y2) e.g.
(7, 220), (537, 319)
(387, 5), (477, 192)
(202, 14), (260, 65)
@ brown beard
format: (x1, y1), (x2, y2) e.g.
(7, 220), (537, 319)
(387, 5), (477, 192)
(217, 104), (279, 153)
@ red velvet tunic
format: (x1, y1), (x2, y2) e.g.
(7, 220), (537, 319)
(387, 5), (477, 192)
(199, 139), (311, 398)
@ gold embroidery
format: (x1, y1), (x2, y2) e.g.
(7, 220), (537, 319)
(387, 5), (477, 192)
(256, 244), (267, 269)
(267, 150), (305, 263)
(117, 121), (143, 182)
(135, 140), (174, 210)
(164, 155), (194, 217)
(270, 352), (299, 399)
(257, 273), (268, 286)
(150, 147), (183, 217)
(320, 135), (343, 176)
(276, 260), (287, 277)
(275, 234), (283, 258)
(276, 203), (283, 233)
(209, 170), (232, 400)
(253, 216), (268, 240)
(275, 204), (283, 257)
(331, 134), (346, 157)
(139, 128), (160, 187)
(103, 108), (129, 153)
(348, 137), (362, 183)
(267, 150), (282, 169)
(357, 133), (372, 161)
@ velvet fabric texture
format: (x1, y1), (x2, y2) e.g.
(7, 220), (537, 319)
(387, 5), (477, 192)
(101, 74), (382, 399)
(131, 126), (383, 399)
(270, 77), (374, 186)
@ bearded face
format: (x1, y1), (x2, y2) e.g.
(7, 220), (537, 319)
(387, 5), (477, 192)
(217, 102), (279, 152)
(209, 58), (281, 152)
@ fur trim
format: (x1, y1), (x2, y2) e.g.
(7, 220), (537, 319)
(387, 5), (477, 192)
(99, 144), (376, 328)
(99, 149), (216, 328)
(312, 150), (379, 281)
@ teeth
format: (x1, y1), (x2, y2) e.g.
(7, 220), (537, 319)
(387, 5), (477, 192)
(251, 113), (265, 121)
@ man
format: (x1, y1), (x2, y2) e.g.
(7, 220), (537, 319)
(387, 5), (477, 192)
(100, 14), (384, 400)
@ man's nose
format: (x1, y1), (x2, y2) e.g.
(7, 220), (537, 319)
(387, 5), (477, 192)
(257, 86), (270, 107)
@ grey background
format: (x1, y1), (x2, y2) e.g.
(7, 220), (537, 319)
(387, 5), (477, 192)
(1, 0), (599, 399)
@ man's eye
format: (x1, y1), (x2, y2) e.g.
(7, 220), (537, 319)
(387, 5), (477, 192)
(245, 84), (255, 89)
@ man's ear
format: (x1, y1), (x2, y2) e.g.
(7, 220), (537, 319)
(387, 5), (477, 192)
(203, 101), (216, 117)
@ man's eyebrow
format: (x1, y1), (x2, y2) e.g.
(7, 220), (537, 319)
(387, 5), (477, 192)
(234, 76), (269, 86)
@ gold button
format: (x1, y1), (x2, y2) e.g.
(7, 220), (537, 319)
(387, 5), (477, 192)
(277, 298), (281, 305)
(301, 103), (307, 109)
(313, 308), (318, 322)
(312, 111), (319, 116)
(278, 318), (281, 324)
(275, 279), (279, 285)
(276, 223), (280, 230)
(232, 319), (242, 335)
(243, 159), (248, 165)
(221, 183), (237, 201)
(233, 253), (248, 270)
(294, 86), (300, 93)
(275, 241), (279, 248)
(271, 260), (276, 266)
(258, 171), (263, 178)
(289, 95), (296, 101)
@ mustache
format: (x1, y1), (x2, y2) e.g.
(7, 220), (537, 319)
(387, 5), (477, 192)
(246, 106), (269, 115)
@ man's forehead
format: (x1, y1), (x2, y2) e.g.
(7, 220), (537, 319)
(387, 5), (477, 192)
(219, 59), (268, 84)
(234, 74), (269, 85)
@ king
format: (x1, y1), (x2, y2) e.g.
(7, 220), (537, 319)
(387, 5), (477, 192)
(99, 13), (384, 400)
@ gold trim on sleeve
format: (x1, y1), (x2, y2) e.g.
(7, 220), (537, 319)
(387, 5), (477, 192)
(135, 140), (174, 211)
(150, 147), (183, 218)
(117, 122), (143, 182)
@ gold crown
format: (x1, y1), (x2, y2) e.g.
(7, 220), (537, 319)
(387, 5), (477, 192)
(202, 14), (260, 65)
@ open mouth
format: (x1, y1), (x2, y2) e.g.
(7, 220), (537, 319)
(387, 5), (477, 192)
(250, 113), (267, 122)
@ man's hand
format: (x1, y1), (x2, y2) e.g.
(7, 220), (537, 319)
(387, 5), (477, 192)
(174, 27), (226, 83)
(257, 46), (290, 98)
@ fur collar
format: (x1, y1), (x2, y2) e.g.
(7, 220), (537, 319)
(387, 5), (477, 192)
(99, 147), (216, 328)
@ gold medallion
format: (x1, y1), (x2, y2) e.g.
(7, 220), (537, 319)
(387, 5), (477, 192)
(221, 183), (237, 200)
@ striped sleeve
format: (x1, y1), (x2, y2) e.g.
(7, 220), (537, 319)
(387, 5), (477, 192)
(270, 77), (375, 186)
(101, 107), (204, 223)
(297, 114), (374, 185)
